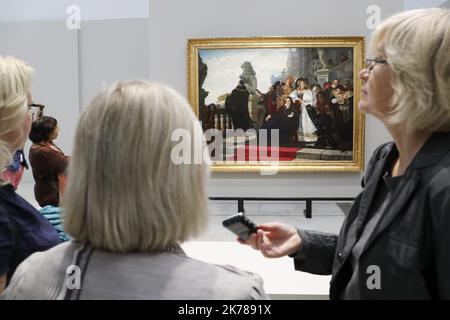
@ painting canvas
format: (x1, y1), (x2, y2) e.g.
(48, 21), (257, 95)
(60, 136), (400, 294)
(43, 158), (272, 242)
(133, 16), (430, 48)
(187, 37), (365, 173)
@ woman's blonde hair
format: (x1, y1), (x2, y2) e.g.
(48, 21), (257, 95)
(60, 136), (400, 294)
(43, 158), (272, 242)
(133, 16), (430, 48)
(370, 8), (450, 131)
(63, 81), (210, 252)
(0, 56), (33, 183)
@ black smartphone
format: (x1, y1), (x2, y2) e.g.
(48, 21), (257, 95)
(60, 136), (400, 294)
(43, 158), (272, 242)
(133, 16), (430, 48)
(222, 212), (258, 241)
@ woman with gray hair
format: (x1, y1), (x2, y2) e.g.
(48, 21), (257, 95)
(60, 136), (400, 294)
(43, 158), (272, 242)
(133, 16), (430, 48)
(240, 8), (450, 299)
(1, 80), (267, 300)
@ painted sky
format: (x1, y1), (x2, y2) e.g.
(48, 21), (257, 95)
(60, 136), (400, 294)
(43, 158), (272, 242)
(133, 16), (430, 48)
(200, 48), (290, 105)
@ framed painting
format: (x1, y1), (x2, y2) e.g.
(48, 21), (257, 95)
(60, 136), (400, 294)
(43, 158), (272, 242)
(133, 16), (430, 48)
(187, 37), (365, 173)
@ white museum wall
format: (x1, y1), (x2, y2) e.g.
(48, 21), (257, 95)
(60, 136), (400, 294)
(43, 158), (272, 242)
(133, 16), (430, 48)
(148, 0), (402, 197)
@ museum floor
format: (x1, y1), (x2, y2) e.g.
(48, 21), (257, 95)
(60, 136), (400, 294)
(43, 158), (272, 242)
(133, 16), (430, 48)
(16, 182), (350, 300)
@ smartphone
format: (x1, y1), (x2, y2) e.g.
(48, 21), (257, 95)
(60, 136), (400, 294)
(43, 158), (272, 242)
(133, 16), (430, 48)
(222, 212), (258, 241)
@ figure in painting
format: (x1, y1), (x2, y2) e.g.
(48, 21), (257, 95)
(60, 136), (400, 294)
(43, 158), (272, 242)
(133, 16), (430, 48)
(290, 78), (318, 143)
(225, 80), (252, 131)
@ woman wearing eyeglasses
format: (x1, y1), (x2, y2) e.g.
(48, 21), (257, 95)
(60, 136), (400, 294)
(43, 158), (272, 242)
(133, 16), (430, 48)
(239, 8), (450, 299)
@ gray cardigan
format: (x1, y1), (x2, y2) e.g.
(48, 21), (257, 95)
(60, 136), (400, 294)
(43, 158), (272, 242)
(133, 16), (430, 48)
(1, 241), (268, 300)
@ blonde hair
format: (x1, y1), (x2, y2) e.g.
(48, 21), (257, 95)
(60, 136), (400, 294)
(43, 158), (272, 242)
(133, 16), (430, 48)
(0, 56), (33, 183)
(63, 81), (209, 252)
(370, 8), (450, 131)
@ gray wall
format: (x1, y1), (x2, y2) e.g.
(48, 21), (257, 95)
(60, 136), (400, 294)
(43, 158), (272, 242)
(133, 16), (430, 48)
(148, 0), (403, 197)
(0, 21), (80, 182)
(0, 17), (149, 182)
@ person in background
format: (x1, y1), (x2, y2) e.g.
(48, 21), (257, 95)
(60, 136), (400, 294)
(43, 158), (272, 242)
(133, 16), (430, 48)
(0, 56), (60, 295)
(240, 8), (450, 299)
(29, 116), (69, 207)
(2, 81), (268, 300)
(39, 205), (70, 243)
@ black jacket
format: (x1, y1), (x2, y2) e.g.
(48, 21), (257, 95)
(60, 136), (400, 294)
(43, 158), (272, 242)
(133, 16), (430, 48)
(292, 132), (450, 299)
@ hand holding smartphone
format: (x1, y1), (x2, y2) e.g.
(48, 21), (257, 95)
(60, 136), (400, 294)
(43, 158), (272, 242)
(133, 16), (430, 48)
(222, 213), (258, 241)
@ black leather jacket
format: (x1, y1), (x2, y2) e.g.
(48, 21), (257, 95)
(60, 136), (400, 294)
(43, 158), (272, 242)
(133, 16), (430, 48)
(292, 132), (450, 299)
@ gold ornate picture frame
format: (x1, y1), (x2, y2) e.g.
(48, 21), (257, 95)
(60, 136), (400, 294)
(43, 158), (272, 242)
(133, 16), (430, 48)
(187, 37), (365, 173)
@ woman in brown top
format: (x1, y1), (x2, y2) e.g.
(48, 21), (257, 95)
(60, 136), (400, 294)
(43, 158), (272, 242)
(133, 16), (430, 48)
(29, 116), (68, 207)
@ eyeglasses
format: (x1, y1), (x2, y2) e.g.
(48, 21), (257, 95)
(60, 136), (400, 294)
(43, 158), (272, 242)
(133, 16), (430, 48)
(365, 58), (388, 73)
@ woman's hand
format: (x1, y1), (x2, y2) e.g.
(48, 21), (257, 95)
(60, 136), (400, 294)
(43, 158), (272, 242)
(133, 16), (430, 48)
(265, 115), (271, 122)
(238, 222), (302, 258)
